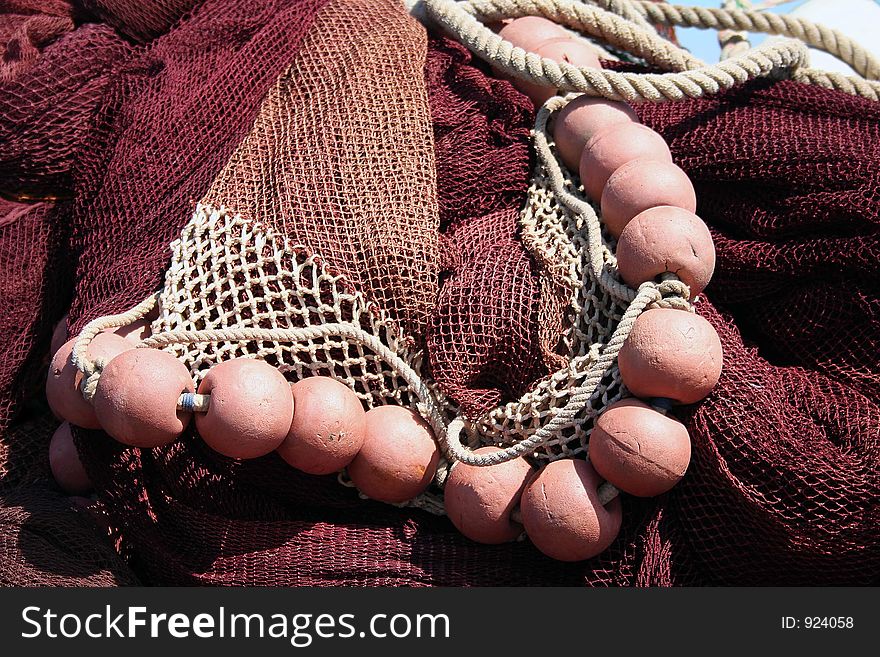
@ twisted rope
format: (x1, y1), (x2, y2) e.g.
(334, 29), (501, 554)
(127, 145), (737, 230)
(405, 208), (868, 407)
(637, 1), (880, 80)
(72, 293), (161, 401)
(422, 0), (880, 101)
(718, 0), (752, 61)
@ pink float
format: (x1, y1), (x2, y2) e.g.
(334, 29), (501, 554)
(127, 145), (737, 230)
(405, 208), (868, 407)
(498, 16), (571, 52)
(347, 405), (439, 504)
(195, 358), (294, 459)
(46, 333), (132, 429)
(443, 446), (535, 544)
(618, 308), (723, 405)
(50, 315), (68, 357)
(552, 96), (638, 171)
(590, 399), (691, 497)
(278, 377), (367, 475)
(579, 123), (672, 201)
(615, 205), (716, 297)
(93, 348), (195, 448)
(519, 458), (622, 561)
(601, 159), (697, 237)
(113, 318), (151, 342)
(49, 422), (92, 495)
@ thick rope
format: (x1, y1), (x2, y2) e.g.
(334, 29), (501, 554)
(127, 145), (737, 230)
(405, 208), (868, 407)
(423, 0), (880, 101)
(72, 293), (161, 401)
(636, 1), (880, 81)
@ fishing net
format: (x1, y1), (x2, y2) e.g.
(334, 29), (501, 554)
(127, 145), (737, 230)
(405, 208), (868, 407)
(1, 0), (878, 586)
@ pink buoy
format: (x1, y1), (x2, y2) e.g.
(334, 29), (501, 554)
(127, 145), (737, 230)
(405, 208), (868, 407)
(600, 159), (697, 237)
(618, 308), (723, 405)
(514, 37), (602, 105)
(498, 16), (571, 52)
(590, 399), (691, 497)
(615, 205), (716, 298)
(46, 333), (133, 429)
(278, 377), (366, 475)
(49, 422), (92, 495)
(552, 96), (638, 171)
(443, 446), (536, 544)
(113, 318), (151, 342)
(520, 459), (622, 561)
(195, 358), (294, 459)
(50, 314), (69, 357)
(579, 123), (672, 201)
(93, 348), (194, 448)
(113, 305), (158, 342)
(347, 405), (439, 504)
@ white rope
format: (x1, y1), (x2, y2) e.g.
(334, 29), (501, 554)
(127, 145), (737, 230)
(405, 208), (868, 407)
(422, 0), (880, 101)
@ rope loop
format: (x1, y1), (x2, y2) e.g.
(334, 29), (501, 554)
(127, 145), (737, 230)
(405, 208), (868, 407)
(422, 0), (880, 101)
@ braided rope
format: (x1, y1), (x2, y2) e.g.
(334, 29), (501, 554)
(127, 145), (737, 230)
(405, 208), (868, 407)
(636, 1), (880, 81)
(422, 0), (880, 101)
(72, 293), (161, 401)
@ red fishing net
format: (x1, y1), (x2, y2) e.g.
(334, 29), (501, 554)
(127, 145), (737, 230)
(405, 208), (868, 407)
(0, 0), (877, 586)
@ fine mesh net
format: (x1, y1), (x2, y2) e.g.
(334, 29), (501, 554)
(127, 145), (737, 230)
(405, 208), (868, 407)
(1, 0), (878, 586)
(201, 0), (439, 342)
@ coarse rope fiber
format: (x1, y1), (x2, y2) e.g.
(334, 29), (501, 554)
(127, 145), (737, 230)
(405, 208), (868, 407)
(422, 0), (880, 101)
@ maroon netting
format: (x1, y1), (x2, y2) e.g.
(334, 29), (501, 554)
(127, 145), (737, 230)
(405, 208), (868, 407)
(78, 0), (200, 43)
(0, 1), (878, 586)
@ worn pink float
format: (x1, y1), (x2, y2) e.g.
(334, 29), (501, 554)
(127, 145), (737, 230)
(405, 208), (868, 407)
(553, 96), (638, 171)
(196, 358), (293, 459)
(348, 405), (440, 504)
(443, 446), (535, 544)
(93, 348), (194, 448)
(278, 377), (366, 475)
(590, 399), (692, 497)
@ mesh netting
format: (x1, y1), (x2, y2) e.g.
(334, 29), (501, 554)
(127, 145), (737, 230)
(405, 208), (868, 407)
(1, 0), (878, 586)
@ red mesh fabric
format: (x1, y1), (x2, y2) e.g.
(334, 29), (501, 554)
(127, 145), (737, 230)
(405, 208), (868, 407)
(0, 1), (75, 82)
(425, 39), (547, 415)
(0, 0), (329, 586)
(78, 0), (200, 43)
(0, 2), (877, 586)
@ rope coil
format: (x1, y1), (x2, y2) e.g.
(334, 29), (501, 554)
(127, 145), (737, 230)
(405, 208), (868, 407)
(422, 0), (880, 102)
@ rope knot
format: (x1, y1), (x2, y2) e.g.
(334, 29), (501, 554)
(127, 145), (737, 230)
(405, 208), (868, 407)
(79, 357), (107, 402)
(643, 277), (692, 311)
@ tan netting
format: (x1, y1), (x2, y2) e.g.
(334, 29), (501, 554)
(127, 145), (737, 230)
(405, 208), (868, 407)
(201, 0), (439, 343)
